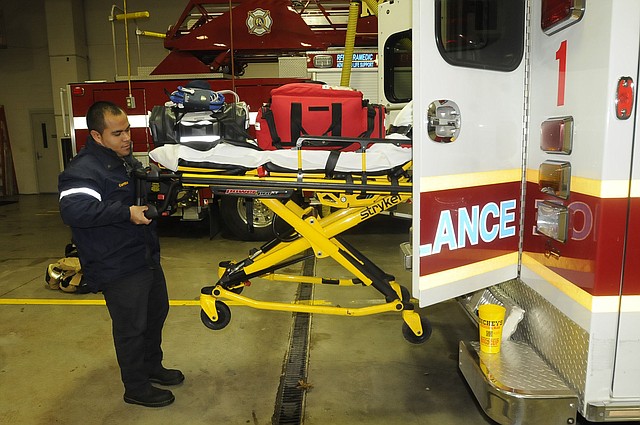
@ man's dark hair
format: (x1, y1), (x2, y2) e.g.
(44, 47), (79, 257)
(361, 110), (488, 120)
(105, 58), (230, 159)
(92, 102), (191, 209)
(86, 101), (125, 134)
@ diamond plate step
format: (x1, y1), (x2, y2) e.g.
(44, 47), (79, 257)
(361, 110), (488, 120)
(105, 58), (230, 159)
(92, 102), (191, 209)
(459, 340), (578, 425)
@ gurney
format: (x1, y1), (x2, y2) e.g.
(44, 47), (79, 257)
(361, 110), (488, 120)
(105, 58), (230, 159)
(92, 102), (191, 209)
(142, 135), (431, 344)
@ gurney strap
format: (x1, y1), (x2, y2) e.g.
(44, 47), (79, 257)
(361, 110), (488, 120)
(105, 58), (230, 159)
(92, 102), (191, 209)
(262, 106), (283, 148)
(359, 103), (377, 138)
(245, 198), (255, 235)
(324, 150), (341, 178)
(345, 173), (354, 194)
(290, 103), (304, 147)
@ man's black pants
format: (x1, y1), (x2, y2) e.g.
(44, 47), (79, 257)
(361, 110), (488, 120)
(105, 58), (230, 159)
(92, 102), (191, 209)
(102, 267), (169, 392)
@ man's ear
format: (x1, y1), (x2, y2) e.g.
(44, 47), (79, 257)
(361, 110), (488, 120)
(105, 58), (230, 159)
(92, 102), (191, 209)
(90, 129), (103, 146)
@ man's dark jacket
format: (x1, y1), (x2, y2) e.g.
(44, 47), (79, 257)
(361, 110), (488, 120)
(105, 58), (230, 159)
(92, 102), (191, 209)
(58, 137), (160, 291)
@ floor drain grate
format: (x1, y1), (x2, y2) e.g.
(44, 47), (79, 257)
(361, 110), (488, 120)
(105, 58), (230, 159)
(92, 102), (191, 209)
(272, 252), (314, 425)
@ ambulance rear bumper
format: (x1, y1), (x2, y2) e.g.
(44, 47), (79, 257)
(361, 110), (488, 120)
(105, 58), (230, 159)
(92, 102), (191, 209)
(458, 340), (578, 425)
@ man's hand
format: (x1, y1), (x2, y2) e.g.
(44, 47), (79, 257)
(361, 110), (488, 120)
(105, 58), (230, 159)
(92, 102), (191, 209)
(129, 205), (152, 225)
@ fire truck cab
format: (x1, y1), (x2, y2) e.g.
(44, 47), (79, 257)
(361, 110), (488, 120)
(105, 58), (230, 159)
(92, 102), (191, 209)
(405, 0), (640, 422)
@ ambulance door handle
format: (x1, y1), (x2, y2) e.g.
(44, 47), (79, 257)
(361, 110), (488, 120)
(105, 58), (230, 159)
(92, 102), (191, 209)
(427, 100), (461, 143)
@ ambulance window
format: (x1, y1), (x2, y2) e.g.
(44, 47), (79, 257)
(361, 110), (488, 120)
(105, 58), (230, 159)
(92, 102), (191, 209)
(436, 0), (525, 72)
(384, 30), (412, 103)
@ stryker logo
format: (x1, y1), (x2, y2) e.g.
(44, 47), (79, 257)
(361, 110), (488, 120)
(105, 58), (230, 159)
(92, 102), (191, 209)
(360, 195), (403, 219)
(420, 200), (517, 257)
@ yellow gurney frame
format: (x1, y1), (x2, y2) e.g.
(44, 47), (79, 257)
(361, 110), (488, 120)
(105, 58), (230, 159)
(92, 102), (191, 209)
(145, 137), (431, 344)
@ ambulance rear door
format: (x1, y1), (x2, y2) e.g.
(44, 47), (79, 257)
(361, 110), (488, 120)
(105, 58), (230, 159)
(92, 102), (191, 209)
(412, 0), (527, 306)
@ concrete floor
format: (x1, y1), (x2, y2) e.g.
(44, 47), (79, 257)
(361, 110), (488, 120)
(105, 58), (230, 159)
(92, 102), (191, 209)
(0, 195), (610, 424)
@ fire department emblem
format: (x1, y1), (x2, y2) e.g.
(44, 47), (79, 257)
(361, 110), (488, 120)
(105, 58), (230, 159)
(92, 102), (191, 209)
(246, 9), (272, 36)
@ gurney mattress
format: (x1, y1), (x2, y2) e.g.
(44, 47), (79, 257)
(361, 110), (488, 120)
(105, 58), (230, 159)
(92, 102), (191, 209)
(149, 142), (412, 173)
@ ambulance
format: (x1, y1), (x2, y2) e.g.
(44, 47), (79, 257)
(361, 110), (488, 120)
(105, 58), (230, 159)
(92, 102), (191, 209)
(385, 0), (640, 422)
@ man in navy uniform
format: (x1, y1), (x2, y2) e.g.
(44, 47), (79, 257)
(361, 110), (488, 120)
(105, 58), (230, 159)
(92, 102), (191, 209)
(58, 101), (183, 407)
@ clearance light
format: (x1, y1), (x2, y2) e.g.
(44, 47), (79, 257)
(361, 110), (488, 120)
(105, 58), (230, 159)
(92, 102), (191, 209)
(541, 0), (585, 35)
(539, 160), (571, 199)
(540, 116), (573, 153)
(313, 55), (333, 68)
(537, 201), (568, 243)
(71, 86), (85, 96)
(616, 77), (634, 120)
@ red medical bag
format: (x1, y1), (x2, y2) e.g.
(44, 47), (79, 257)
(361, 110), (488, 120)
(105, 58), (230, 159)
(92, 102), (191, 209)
(255, 83), (385, 150)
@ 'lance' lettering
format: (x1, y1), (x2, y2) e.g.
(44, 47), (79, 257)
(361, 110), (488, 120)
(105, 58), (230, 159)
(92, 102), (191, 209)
(419, 199), (517, 257)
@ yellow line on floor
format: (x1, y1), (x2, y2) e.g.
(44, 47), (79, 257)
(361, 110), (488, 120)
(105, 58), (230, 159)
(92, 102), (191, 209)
(0, 298), (202, 306)
(0, 298), (383, 307)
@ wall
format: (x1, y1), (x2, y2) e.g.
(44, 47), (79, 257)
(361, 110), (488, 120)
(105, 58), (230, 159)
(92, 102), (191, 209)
(83, 1), (183, 80)
(0, 0), (53, 194)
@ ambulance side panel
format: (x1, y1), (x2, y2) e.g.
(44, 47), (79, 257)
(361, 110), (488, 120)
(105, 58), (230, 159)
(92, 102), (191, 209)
(523, 0), (640, 411)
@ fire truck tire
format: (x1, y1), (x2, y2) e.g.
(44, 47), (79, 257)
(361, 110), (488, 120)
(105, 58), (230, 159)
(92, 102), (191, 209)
(402, 316), (432, 344)
(200, 302), (231, 330)
(220, 196), (275, 241)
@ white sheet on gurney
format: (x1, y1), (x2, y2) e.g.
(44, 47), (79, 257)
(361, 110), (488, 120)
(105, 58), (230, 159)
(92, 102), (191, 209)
(149, 141), (411, 173)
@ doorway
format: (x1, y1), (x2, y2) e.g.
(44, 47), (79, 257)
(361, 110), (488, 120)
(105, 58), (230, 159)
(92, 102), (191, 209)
(31, 111), (60, 193)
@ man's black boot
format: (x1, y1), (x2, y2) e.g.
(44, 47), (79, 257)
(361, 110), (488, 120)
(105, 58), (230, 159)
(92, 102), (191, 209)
(124, 385), (175, 407)
(149, 366), (185, 386)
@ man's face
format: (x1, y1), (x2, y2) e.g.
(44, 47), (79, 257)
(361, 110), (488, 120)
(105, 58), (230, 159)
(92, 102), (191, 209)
(91, 112), (132, 158)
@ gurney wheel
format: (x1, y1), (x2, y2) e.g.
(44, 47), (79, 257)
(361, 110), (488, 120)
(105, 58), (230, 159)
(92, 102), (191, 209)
(200, 302), (231, 330)
(402, 316), (432, 344)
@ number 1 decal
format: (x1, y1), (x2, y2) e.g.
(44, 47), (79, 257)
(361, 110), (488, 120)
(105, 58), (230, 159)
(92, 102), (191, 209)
(556, 40), (567, 106)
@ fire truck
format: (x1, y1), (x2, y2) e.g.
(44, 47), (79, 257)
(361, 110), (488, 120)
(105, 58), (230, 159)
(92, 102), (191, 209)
(400, 0), (640, 422)
(63, 0), (380, 240)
